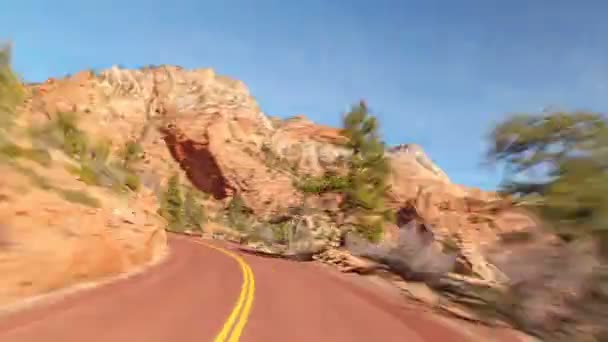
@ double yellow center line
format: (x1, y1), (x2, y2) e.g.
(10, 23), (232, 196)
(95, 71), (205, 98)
(191, 239), (255, 342)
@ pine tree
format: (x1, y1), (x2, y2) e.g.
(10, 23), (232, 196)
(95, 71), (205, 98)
(488, 111), (608, 247)
(184, 187), (205, 231)
(341, 101), (392, 242)
(159, 173), (185, 231)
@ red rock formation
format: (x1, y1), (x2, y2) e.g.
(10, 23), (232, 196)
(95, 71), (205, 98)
(23, 64), (539, 281)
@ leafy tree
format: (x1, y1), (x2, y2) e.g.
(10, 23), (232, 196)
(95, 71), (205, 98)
(485, 110), (608, 341)
(340, 101), (392, 242)
(487, 111), (608, 246)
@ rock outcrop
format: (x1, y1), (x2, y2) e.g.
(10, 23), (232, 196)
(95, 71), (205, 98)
(24, 65), (538, 283)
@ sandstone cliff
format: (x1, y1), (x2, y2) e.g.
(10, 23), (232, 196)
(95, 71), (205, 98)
(24, 65), (536, 283)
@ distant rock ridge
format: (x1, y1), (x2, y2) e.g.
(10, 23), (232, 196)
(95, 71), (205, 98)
(388, 144), (450, 182)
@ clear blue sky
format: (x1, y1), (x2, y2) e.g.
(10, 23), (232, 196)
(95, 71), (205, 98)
(2, 0), (607, 190)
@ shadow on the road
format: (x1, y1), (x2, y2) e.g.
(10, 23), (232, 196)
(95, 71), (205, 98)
(236, 247), (315, 262)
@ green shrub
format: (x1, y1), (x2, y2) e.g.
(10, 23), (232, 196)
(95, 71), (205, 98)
(158, 174), (206, 232)
(11, 163), (100, 207)
(90, 138), (112, 163)
(295, 173), (350, 194)
(73, 163), (99, 185)
(227, 194), (252, 231)
(120, 140), (144, 168)
(159, 174), (184, 231)
(183, 187), (205, 231)
(117, 140), (144, 191)
(29, 111), (88, 159)
(0, 142), (52, 166)
(272, 224), (286, 244)
(60, 138), (142, 193)
(63, 129), (88, 159)
(271, 222), (290, 244)
(123, 171), (141, 191)
(35, 117), (143, 192)
(354, 220), (384, 243)
(21, 148), (52, 166)
(58, 189), (101, 208)
(72, 158), (139, 193)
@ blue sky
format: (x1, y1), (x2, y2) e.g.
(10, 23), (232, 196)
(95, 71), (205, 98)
(2, 0), (607, 189)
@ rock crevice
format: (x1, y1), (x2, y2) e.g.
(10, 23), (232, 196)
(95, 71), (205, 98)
(161, 126), (233, 199)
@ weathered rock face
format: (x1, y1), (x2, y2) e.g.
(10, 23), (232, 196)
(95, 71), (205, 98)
(388, 144), (451, 182)
(0, 158), (167, 308)
(267, 115), (350, 176)
(28, 66), (303, 216)
(25, 65), (538, 282)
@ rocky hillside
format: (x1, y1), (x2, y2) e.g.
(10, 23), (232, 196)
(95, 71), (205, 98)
(0, 113), (167, 309)
(19, 65), (539, 288)
(0, 161), (167, 308)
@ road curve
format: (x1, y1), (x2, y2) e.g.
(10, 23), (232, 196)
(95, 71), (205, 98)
(0, 236), (521, 342)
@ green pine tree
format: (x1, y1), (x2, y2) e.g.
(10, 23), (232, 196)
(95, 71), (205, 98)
(159, 173), (185, 231)
(184, 187), (205, 231)
(341, 101), (392, 242)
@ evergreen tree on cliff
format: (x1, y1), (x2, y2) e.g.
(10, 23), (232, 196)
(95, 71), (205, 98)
(341, 101), (392, 242)
(159, 173), (185, 231)
(183, 187), (205, 231)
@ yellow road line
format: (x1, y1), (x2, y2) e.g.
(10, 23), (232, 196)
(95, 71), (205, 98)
(227, 262), (255, 342)
(189, 239), (255, 342)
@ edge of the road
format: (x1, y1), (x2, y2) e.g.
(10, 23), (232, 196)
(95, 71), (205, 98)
(0, 241), (171, 320)
(0, 234), (256, 342)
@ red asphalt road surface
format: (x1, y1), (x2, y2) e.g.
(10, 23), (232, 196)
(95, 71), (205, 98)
(0, 236), (522, 342)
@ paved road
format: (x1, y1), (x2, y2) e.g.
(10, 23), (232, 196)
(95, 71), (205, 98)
(0, 236), (521, 342)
